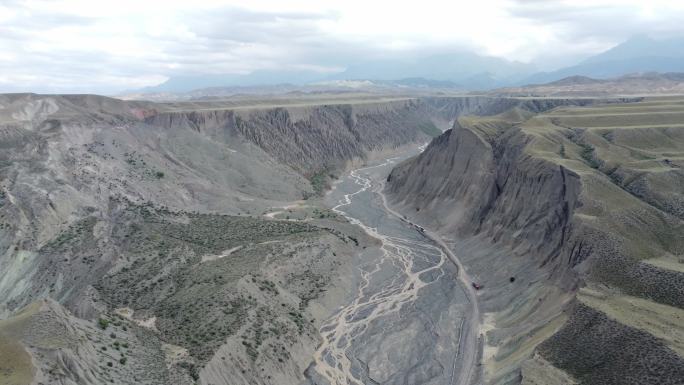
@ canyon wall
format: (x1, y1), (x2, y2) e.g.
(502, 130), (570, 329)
(385, 98), (684, 385)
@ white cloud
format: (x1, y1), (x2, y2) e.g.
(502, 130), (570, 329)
(2, 0), (684, 92)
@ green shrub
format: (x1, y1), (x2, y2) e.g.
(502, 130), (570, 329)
(579, 143), (600, 169)
(418, 121), (441, 137)
(98, 318), (110, 329)
(309, 170), (329, 196)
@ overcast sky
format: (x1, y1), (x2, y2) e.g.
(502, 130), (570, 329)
(2, 0), (684, 93)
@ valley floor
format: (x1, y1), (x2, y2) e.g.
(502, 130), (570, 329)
(307, 146), (479, 385)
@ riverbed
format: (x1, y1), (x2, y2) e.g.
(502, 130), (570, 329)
(306, 148), (474, 385)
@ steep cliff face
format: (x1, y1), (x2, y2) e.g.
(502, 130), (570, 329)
(421, 96), (595, 118)
(145, 98), (599, 177)
(385, 97), (684, 385)
(387, 114), (584, 384)
(145, 99), (451, 175)
(387, 106), (582, 278)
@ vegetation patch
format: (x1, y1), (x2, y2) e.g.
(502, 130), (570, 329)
(98, 318), (110, 330)
(95, 199), (325, 365)
(559, 143), (566, 158)
(578, 143), (600, 169)
(539, 303), (684, 385)
(418, 121), (441, 137)
(41, 216), (98, 252)
(308, 169), (334, 196)
(124, 151), (166, 181)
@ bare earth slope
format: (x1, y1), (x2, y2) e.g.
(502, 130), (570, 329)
(386, 96), (684, 384)
(0, 93), (386, 385)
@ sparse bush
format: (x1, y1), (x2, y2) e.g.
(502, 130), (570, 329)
(418, 121), (441, 137)
(179, 362), (199, 381)
(309, 170), (329, 196)
(98, 318), (110, 329)
(579, 143), (600, 169)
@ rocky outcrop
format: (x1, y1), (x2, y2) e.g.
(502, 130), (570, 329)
(387, 109), (582, 281)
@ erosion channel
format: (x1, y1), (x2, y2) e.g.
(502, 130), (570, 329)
(307, 145), (480, 385)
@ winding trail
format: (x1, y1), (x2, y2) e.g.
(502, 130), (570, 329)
(310, 148), (481, 385)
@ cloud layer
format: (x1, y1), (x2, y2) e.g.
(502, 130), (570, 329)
(2, 0), (684, 93)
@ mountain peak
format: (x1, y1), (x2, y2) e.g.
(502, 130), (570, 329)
(583, 35), (684, 65)
(547, 75), (601, 86)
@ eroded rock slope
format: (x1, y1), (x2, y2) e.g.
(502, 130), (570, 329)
(386, 96), (684, 385)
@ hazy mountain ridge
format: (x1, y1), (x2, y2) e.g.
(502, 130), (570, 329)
(492, 72), (684, 96)
(121, 79), (465, 103)
(130, 35), (684, 99)
(134, 51), (535, 95)
(522, 36), (684, 85)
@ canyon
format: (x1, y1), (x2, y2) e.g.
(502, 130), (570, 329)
(0, 92), (682, 385)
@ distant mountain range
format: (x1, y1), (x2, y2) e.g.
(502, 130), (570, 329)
(121, 78), (467, 102)
(132, 35), (684, 96)
(139, 70), (327, 94)
(520, 35), (684, 85)
(491, 72), (684, 97)
(135, 52), (536, 95)
(331, 52), (535, 89)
